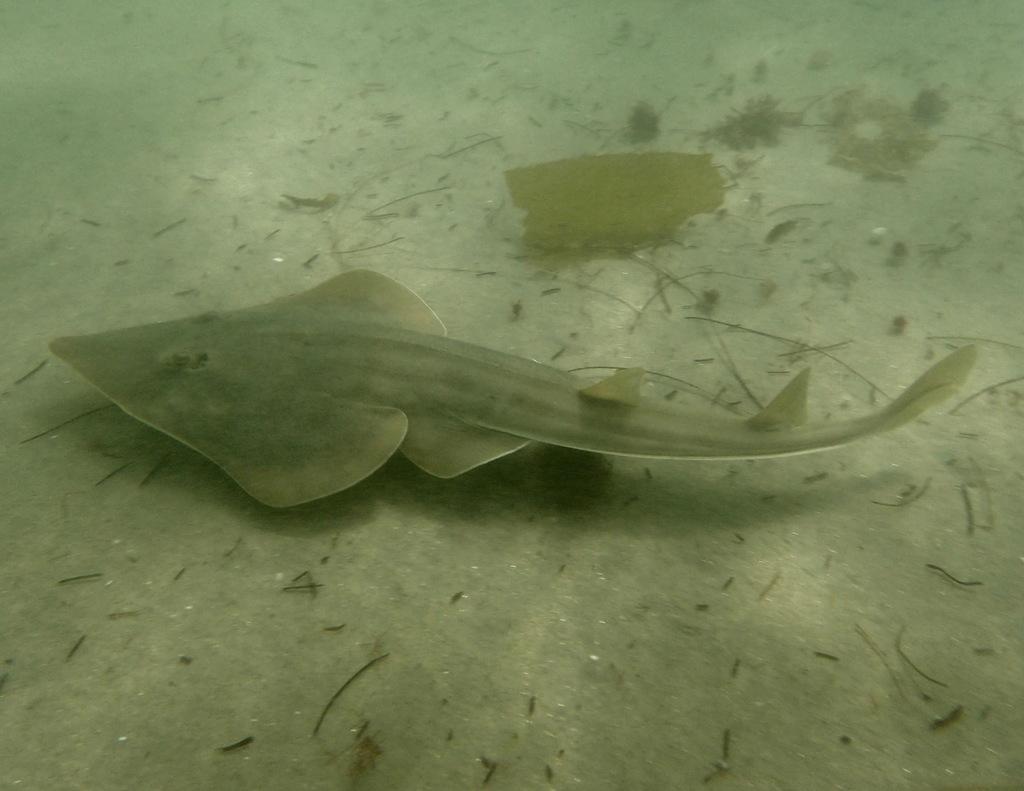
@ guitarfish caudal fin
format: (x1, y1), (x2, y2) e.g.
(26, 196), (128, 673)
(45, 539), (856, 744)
(871, 344), (977, 431)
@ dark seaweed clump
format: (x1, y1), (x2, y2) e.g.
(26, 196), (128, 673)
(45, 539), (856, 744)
(625, 101), (660, 143)
(909, 88), (950, 126)
(702, 95), (799, 150)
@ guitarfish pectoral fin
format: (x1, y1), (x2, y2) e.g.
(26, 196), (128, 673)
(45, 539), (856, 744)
(277, 268), (448, 336)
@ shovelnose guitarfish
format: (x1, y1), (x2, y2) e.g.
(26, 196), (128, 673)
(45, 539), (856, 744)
(49, 269), (977, 507)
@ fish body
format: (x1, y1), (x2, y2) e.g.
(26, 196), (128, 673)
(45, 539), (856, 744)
(50, 270), (976, 506)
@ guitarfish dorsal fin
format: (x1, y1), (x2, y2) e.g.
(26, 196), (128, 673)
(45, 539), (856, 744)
(579, 367), (646, 406)
(747, 369), (810, 431)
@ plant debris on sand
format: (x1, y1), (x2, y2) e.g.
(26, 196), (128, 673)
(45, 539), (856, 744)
(702, 95), (801, 150)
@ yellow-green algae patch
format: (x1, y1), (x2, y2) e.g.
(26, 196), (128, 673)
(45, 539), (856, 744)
(505, 152), (724, 254)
